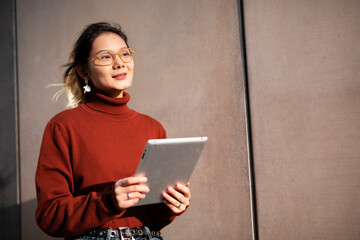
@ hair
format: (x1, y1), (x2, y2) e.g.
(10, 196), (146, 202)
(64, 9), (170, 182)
(57, 22), (129, 108)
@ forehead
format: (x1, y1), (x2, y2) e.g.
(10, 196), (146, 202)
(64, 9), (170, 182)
(91, 32), (127, 54)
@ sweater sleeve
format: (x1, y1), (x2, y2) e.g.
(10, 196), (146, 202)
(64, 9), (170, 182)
(35, 122), (124, 237)
(145, 203), (179, 230)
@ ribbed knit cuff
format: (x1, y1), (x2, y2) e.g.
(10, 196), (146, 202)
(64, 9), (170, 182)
(102, 182), (123, 215)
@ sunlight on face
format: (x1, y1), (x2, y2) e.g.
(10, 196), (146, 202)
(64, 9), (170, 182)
(86, 32), (134, 98)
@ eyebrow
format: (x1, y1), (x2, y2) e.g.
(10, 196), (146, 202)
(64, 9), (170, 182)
(94, 47), (129, 55)
(94, 49), (111, 55)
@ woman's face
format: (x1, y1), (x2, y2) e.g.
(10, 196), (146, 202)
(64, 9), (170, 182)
(85, 32), (134, 98)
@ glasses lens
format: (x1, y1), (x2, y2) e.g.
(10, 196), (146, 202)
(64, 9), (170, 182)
(120, 49), (132, 63)
(94, 52), (114, 66)
(92, 48), (134, 65)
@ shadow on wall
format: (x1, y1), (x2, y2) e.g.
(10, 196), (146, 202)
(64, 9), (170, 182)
(0, 203), (20, 240)
(22, 198), (57, 240)
(0, 170), (20, 239)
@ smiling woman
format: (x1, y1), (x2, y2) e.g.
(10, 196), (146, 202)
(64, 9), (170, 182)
(77, 33), (135, 98)
(35, 22), (191, 240)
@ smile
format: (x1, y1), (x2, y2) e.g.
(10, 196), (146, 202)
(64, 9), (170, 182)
(113, 73), (127, 80)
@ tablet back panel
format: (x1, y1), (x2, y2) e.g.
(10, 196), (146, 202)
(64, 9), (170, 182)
(134, 137), (207, 206)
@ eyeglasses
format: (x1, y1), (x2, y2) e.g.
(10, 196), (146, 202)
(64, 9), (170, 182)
(90, 48), (136, 66)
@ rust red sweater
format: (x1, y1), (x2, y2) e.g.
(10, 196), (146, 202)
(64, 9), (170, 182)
(35, 91), (177, 237)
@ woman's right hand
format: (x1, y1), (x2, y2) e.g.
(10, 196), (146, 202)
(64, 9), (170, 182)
(114, 176), (149, 209)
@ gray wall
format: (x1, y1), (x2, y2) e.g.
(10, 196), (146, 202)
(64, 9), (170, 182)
(17, 0), (252, 239)
(1, 0), (358, 239)
(0, 0), (20, 239)
(244, 0), (360, 239)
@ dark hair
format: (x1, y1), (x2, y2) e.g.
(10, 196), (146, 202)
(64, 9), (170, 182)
(61, 22), (129, 107)
(73, 22), (129, 66)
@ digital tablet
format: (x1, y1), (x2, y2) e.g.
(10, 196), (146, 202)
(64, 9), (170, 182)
(133, 137), (208, 206)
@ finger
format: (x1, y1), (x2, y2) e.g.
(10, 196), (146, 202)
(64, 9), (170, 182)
(116, 191), (147, 210)
(175, 183), (191, 199)
(123, 184), (150, 194)
(162, 194), (184, 213)
(116, 176), (148, 187)
(167, 186), (190, 206)
(162, 190), (187, 210)
(125, 191), (146, 200)
(119, 198), (140, 209)
(117, 192), (144, 202)
(114, 184), (150, 197)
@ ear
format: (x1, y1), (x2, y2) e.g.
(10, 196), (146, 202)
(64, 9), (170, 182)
(75, 65), (89, 81)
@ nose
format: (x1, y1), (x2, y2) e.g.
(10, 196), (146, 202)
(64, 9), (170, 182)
(113, 54), (124, 69)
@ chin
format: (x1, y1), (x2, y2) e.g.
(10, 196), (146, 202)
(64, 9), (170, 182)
(116, 81), (133, 91)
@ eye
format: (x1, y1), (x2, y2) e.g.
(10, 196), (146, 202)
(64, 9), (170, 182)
(99, 53), (112, 60)
(121, 50), (131, 57)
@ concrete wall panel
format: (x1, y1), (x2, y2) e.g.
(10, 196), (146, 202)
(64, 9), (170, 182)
(0, 0), (20, 239)
(17, 1), (252, 239)
(244, 0), (360, 239)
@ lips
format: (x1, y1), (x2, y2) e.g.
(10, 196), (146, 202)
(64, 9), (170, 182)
(113, 72), (127, 80)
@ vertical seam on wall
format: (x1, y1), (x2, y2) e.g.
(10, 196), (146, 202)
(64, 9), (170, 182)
(13, 0), (22, 238)
(237, 1), (259, 239)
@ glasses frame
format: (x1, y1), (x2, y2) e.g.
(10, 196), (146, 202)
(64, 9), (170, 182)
(89, 47), (136, 66)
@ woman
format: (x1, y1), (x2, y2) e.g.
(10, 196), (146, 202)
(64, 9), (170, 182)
(35, 22), (191, 240)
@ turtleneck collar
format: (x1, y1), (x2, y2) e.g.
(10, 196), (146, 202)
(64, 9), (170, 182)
(82, 91), (137, 118)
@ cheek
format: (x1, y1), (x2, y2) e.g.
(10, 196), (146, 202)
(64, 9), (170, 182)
(89, 67), (110, 82)
(127, 62), (134, 72)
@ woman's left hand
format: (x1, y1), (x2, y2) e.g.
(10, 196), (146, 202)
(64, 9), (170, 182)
(162, 183), (191, 213)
